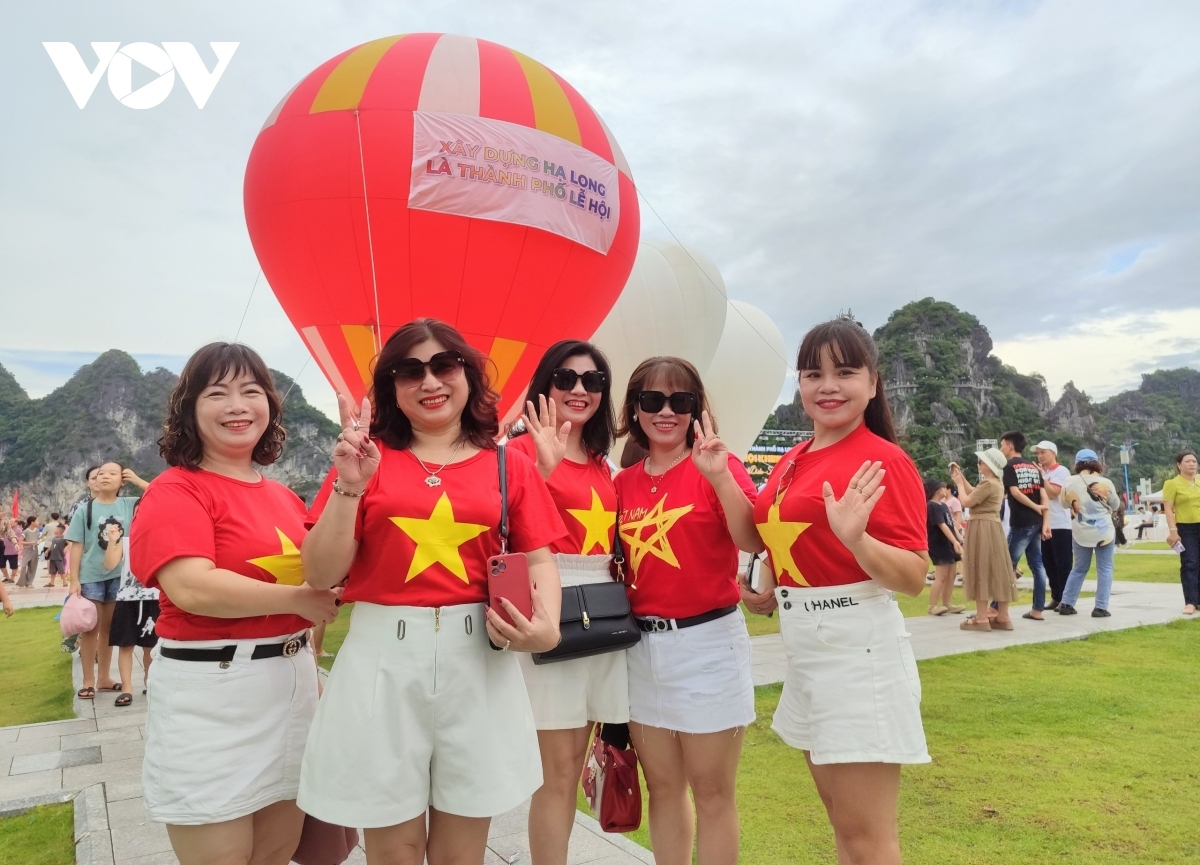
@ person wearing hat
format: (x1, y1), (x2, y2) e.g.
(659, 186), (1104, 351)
(1033, 441), (1072, 613)
(950, 448), (1019, 631)
(1058, 449), (1121, 617)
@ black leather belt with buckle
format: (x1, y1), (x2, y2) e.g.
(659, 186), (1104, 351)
(160, 633), (308, 663)
(636, 605), (737, 633)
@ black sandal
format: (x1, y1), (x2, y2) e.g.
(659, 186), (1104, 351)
(77, 687), (95, 700)
(115, 693), (133, 707)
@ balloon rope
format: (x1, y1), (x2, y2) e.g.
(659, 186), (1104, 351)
(280, 357), (311, 405)
(234, 269), (261, 343)
(635, 187), (796, 375)
(355, 110), (383, 354)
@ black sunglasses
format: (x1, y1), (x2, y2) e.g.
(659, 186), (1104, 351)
(390, 350), (465, 384)
(551, 368), (607, 393)
(637, 390), (697, 415)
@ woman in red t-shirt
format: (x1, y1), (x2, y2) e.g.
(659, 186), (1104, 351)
(506, 339), (625, 865)
(129, 343), (339, 863)
(745, 316), (930, 865)
(298, 318), (566, 863)
(614, 356), (759, 865)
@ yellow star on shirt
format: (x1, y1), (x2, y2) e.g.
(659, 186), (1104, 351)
(391, 493), (490, 583)
(757, 503), (811, 586)
(619, 495), (695, 571)
(567, 488), (616, 555)
(247, 528), (306, 586)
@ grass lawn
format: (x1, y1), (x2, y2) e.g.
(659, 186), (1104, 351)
(1112, 550), (1181, 583)
(0, 803), (74, 865)
(317, 603), (354, 670)
(584, 620), (1200, 864)
(0, 607), (75, 728)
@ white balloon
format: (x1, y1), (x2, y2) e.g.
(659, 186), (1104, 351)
(591, 237), (727, 393)
(705, 300), (790, 459)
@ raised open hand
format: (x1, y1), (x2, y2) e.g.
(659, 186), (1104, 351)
(822, 460), (886, 551)
(332, 394), (381, 490)
(524, 395), (571, 479)
(690, 411), (730, 482)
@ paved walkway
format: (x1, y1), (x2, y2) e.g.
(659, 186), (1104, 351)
(3, 578), (1192, 864)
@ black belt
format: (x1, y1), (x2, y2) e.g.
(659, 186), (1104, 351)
(160, 633), (308, 663)
(636, 605), (737, 633)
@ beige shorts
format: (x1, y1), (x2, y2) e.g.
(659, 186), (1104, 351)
(772, 581), (930, 765)
(298, 602), (542, 828)
(142, 632), (318, 825)
(518, 554), (630, 730)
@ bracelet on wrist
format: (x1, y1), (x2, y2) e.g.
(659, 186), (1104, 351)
(333, 479), (365, 498)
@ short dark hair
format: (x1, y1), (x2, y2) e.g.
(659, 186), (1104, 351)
(1074, 459), (1103, 474)
(617, 357), (712, 450)
(159, 343), (286, 469)
(1000, 430), (1026, 453)
(1175, 449), (1197, 466)
(796, 315), (897, 444)
(50, 512), (60, 520)
(370, 319), (499, 451)
(516, 340), (616, 459)
(924, 478), (947, 500)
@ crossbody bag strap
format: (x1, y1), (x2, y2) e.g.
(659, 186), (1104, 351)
(611, 495), (625, 581)
(498, 443), (509, 554)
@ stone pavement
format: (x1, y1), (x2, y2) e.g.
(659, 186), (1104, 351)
(750, 577), (1194, 686)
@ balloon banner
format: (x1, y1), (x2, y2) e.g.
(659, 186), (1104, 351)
(244, 33), (639, 416)
(411, 112), (619, 253)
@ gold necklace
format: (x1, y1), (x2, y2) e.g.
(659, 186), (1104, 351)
(645, 452), (687, 494)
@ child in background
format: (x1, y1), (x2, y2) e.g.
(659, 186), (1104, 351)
(46, 525), (69, 587)
(925, 479), (965, 615)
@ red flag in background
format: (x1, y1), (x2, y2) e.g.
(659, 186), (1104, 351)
(10, 489), (16, 518)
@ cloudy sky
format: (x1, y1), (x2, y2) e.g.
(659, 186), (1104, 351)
(3, 0), (1198, 420)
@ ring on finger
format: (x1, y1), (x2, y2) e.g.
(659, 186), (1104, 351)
(502, 640), (511, 652)
(337, 433), (345, 442)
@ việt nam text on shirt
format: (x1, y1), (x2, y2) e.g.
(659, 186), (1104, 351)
(130, 467), (312, 640)
(614, 453), (758, 619)
(306, 444), (566, 608)
(507, 433), (617, 556)
(754, 422), (928, 588)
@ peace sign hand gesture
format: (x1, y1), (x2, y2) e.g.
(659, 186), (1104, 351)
(524, 395), (571, 480)
(822, 460), (886, 551)
(332, 394), (381, 490)
(691, 411), (730, 482)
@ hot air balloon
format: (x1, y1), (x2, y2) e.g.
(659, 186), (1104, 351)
(704, 300), (790, 458)
(244, 34), (640, 418)
(590, 238), (727, 398)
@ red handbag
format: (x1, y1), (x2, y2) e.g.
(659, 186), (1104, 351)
(581, 723), (642, 833)
(291, 815), (359, 865)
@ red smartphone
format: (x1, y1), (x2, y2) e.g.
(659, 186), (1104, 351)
(488, 552), (533, 627)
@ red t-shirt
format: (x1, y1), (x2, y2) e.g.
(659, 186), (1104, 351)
(130, 467), (313, 640)
(307, 443), (566, 607)
(507, 434), (617, 556)
(614, 454), (758, 619)
(754, 422), (927, 588)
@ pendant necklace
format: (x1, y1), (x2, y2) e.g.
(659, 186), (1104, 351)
(411, 440), (466, 487)
(646, 452), (687, 494)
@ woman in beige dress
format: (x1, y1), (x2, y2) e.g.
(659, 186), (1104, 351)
(950, 448), (1018, 632)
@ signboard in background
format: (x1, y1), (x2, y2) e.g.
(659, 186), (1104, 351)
(745, 429), (813, 484)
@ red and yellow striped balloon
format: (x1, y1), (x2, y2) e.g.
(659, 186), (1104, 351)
(244, 33), (640, 417)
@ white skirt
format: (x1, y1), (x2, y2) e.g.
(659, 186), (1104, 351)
(518, 554), (630, 730)
(142, 632), (318, 825)
(772, 581), (930, 765)
(626, 605), (754, 734)
(298, 602), (542, 828)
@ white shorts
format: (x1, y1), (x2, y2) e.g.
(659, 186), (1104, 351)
(519, 554), (630, 730)
(627, 605), (754, 734)
(772, 581), (930, 765)
(298, 602), (542, 828)
(142, 632), (318, 825)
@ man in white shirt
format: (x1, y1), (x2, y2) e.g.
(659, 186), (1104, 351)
(1035, 441), (1072, 611)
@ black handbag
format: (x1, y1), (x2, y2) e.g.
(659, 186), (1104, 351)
(532, 495), (640, 664)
